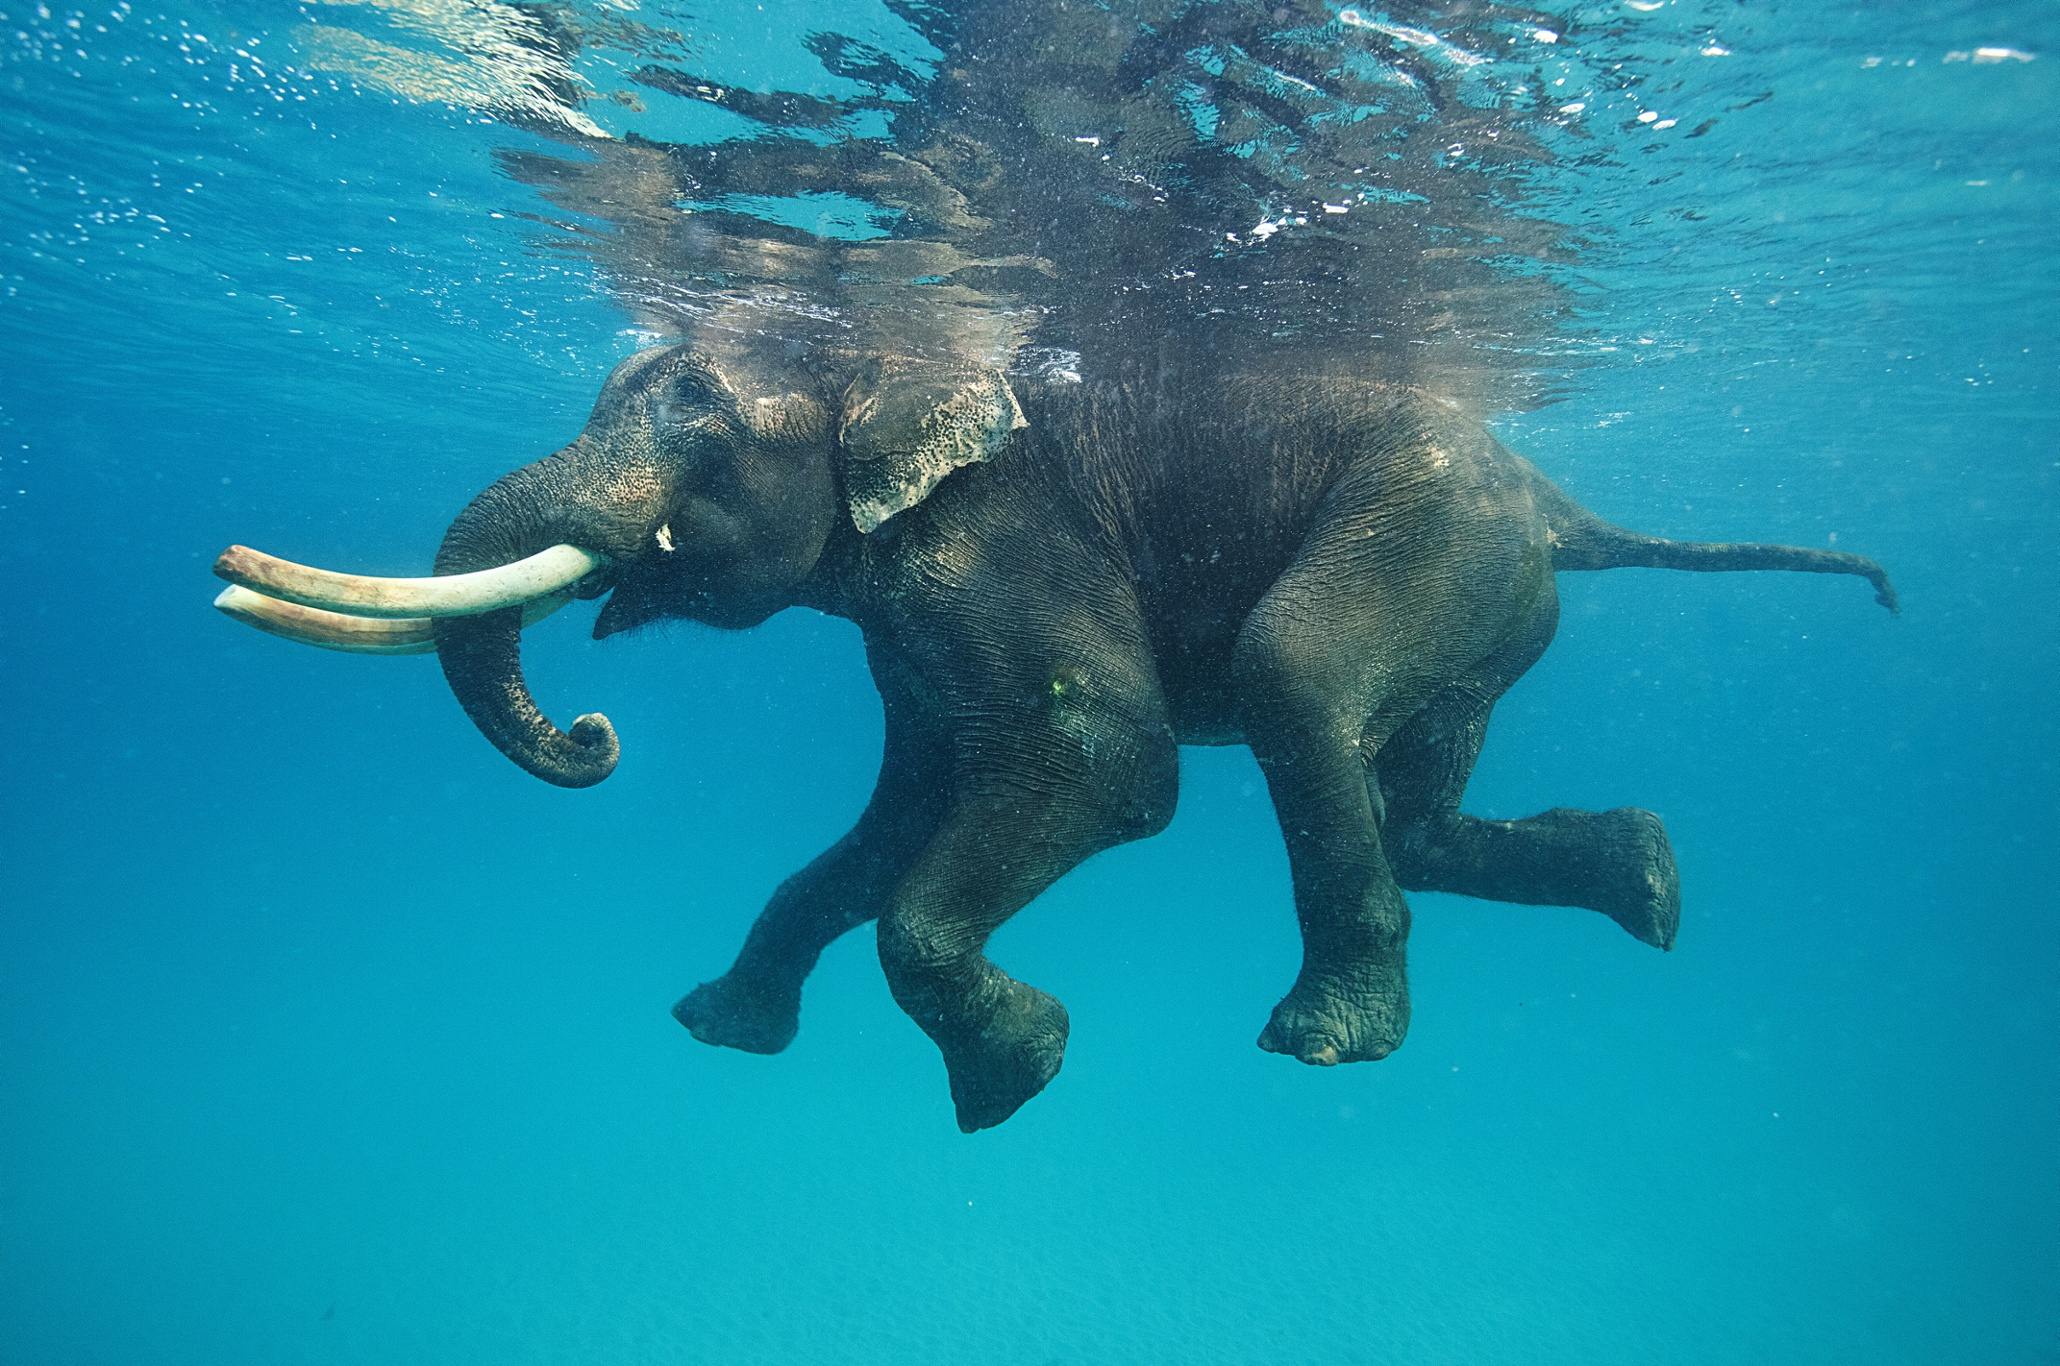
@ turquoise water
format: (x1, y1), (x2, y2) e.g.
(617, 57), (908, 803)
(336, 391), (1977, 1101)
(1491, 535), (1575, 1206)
(2, 0), (2055, 1362)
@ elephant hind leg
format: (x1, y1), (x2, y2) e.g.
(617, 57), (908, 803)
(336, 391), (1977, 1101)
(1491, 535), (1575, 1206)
(1374, 616), (1680, 950)
(1387, 803), (1681, 951)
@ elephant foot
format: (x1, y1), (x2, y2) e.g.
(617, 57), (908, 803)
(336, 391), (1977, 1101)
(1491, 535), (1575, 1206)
(1258, 964), (1410, 1066)
(672, 972), (801, 1055)
(936, 972), (1070, 1133)
(1590, 808), (1680, 952)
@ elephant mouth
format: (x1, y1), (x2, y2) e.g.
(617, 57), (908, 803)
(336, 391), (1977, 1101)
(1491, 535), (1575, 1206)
(211, 541), (609, 653)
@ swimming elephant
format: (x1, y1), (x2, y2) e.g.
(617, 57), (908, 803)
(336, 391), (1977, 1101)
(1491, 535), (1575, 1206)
(214, 343), (1896, 1131)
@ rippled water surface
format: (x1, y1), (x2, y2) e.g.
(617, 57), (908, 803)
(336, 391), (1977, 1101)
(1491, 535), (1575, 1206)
(2, 0), (2054, 1362)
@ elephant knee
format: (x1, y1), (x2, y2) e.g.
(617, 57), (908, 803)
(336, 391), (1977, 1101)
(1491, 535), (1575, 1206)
(876, 908), (962, 983)
(1232, 619), (1318, 704)
(1035, 718), (1178, 846)
(1232, 622), (1370, 747)
(877, 905), (1020, 1036)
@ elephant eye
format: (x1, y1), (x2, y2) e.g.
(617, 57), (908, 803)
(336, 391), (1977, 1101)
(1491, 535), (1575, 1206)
(653, 372), (722, 425)
(653, 400), (704, 429)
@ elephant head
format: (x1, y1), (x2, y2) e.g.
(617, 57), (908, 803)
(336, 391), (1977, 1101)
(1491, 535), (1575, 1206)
(212, 342), (1026, 786)
(428, 344), (846, 787)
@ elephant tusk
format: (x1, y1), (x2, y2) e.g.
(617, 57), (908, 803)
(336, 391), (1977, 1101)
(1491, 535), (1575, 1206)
(214, 584), (576, 655)
(212, 542), (606, 619)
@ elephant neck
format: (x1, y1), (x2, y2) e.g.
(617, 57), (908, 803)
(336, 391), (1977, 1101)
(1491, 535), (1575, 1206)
(788, 515), (873, 622)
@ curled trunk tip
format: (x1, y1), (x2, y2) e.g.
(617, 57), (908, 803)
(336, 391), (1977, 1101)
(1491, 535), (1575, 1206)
(558, 713), (622, 787)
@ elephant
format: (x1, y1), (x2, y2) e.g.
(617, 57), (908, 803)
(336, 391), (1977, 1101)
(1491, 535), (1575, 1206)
(214, 341), (1896, 1132)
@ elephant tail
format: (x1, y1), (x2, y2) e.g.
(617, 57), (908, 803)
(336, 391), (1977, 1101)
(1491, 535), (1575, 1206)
(1530, 467), (1898, 614)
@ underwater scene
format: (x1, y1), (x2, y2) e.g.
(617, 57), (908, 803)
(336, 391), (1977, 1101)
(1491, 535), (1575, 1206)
(1, 0), (2054, 1360)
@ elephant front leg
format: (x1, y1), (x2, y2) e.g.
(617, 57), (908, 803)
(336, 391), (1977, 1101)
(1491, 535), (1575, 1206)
(675, 812), (933, 1054)
(879, 733), (1177, 1131)
(845, 517), (1175, 1129)
(876, 824), (1074, 1133)
(677, 703), (949, 1055)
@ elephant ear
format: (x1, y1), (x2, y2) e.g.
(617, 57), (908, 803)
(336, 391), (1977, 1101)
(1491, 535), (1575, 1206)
(837, 357), (1027, 533)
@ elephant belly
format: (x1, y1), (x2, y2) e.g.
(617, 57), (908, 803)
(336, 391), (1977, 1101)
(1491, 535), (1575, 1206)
(1161, 647), (1247, 745)
(1138, 580), (1270, 746)
(1125, 518), (1314, 746)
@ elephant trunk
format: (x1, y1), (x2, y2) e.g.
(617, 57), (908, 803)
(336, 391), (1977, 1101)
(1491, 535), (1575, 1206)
(433, 605), (620, 788)
(430, 446), (658, 788)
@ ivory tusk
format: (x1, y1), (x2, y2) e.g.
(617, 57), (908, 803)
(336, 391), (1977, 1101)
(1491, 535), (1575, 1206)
(212, 542), (606, 619)
(214, 584), (576, 655)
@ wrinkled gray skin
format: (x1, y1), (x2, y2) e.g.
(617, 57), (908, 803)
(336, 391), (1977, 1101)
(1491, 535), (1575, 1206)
(434, 344), (1896, 1132)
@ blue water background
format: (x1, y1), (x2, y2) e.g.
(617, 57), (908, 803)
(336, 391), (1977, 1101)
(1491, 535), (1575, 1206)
(2, 0), (2055, 1361)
